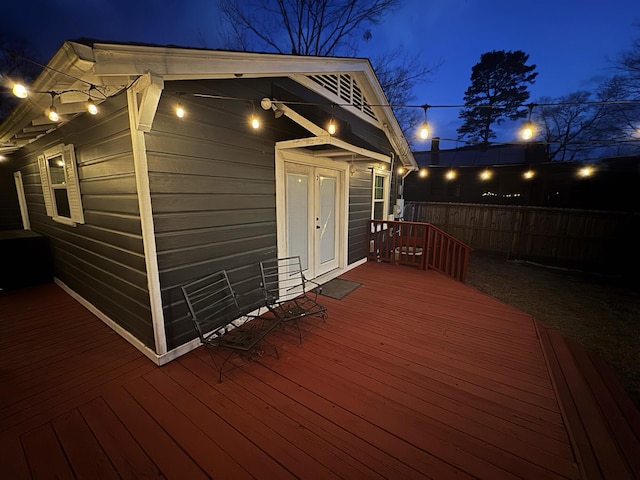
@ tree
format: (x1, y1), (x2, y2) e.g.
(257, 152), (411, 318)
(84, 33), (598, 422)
(216, 0), (438, 136)
(535, 92), (600, 161)
(534, 76), (640, 161)
(370, 47), (442, 138)
(218, 0), (400, 56)
(617, 36), (640, 98)
(457, 50), (537, 144)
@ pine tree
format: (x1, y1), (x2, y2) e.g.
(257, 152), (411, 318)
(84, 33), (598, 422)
(457, 50), (537, 143)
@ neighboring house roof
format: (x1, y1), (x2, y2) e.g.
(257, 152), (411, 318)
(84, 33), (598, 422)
(0, 40), (416, 168)
(414, 142), (547, 167)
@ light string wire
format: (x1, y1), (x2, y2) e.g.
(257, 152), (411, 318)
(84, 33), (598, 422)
(3, 47), (640, 148)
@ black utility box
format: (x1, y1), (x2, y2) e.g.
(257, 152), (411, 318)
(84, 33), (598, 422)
(0, 230), (53, 290)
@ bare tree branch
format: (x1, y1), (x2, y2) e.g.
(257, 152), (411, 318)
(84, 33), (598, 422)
(217, 0), (400, 56)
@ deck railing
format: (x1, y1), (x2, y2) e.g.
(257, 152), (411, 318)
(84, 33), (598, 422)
(368, 220), (472, 283)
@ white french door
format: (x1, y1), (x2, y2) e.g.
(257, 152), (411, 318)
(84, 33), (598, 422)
(285, 162), (341, 278)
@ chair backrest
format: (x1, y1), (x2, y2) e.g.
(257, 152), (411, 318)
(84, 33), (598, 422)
(181, 270), (241, 342)
(260, 256), (307, 304)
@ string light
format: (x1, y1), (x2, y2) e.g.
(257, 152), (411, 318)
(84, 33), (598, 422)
(3, 46), (640, 147)
(85, 85), (98, 115)
(3, 44), (639, 155)
(87, 98), (98, 115)
(176, 98), (185, 118)
(12, 82), (28, 98)
(327, 103), (337, 135)
(523, 169), (535, 179)
(47, 106), (59, 122)
(250, 102), (260, 129)
(419, 168), (428, 178)
(46, 92), (59, 122)
(418, 105), (430, 140)
(521, 103), (535, 140)
(445, 169), (456, 180)
(327, 119), (336, 135)
(480, 169), (492, 181)
(578, 166), (594, 177)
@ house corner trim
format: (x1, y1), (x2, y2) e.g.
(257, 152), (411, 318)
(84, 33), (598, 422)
(127, 78), (167, 355)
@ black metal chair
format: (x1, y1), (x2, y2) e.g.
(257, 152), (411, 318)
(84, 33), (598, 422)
(181, 269), (280, 382)
(259, 256), (328, 344)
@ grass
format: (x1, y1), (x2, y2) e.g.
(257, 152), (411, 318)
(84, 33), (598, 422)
(465, 251), (640, 409)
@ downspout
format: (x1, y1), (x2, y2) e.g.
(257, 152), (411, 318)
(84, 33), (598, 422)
(389, 151), (396, 220)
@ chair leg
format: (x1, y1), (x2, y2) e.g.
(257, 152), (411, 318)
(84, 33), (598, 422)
(263, 340), (279, 359)
(217, 350), (236, 383)
(294, 321), (303, 346)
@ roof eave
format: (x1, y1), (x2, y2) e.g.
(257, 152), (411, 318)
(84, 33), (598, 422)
(1, 41), (417, 168)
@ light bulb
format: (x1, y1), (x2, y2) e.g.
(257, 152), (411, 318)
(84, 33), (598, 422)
(328, 121), (336, 135)
(523, 170), (535, 179)
(419, 123), (429, 140)
(480, 170), (492, 181)
(521, 124), (533, 140)
(251, 116), (260, 129)
(397, 166), (405, 175)
(419, 168), (428, 178)
(445, 169), (456, 181)
(48, 106), (59, 122)
(579, 166), (593, 177)
(87, 99), (98, 115)
(12, 83), (28, 98)
(176, 105), (185, 118)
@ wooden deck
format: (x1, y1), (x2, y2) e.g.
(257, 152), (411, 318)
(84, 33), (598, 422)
(1, 262), (638, 479)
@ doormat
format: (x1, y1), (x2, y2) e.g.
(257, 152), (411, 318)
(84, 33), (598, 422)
(316, 278), (362, 300)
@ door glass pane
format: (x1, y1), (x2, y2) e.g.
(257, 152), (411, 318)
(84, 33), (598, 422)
(374, 175), (385, 199)
(319, 175), (336, 265)
(373, 201), (384, 220)
(286, 173), (308, 270)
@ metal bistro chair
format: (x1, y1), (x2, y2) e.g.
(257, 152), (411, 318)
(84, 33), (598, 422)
(181, 270), (280, 382)
(259, 256), (328, 345)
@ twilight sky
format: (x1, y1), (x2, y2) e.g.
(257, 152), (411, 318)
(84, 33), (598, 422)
(1, 0), (639, 146)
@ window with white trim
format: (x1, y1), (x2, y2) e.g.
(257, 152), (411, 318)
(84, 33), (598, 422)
(37, 143), (84, 226)
(371, 170), (390, 220)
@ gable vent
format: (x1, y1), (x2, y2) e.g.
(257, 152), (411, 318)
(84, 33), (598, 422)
(309, 74), (377, 121)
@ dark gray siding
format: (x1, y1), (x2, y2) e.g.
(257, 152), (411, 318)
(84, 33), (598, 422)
(153, 78), (395, 350)
(149, 79), (279, 350)
(7, 93), (154, 348)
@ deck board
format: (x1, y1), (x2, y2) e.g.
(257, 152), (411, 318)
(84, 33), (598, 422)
(1, 262), (638, 479)
(78, 397), (166, 480)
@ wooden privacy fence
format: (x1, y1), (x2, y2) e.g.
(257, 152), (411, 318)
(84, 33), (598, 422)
(404, 201), (640, 276)
(368, 220), (472, 283)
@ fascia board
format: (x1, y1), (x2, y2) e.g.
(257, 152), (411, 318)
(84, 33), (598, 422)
(0, 42), (95, 144)
(90, 42), (370, 78)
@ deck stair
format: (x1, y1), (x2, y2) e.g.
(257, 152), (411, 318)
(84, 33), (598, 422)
(536, 321), (640, 480)
(368, 220), (472, 282)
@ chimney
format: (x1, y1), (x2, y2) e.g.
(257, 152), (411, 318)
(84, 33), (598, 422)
(431, 137), (440, 165)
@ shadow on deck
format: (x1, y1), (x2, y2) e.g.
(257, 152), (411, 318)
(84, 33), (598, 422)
(1, 262), (638, 479)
